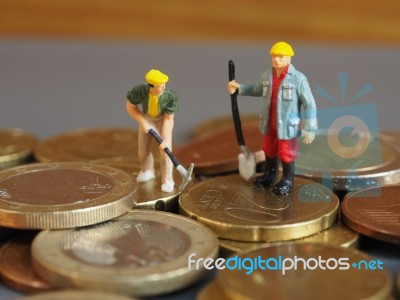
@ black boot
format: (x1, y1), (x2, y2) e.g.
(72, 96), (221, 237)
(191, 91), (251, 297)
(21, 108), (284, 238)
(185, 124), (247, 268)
(254, 157), (278, 187)
(273, 162), (295, 195)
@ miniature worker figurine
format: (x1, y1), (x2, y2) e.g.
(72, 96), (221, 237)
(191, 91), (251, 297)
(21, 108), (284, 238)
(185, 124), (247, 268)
(126, 69), (178, 193)
(227, 42), (317, 195)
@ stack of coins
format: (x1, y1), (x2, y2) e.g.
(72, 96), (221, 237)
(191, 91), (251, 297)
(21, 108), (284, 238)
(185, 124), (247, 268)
(0, 122), (398, 299)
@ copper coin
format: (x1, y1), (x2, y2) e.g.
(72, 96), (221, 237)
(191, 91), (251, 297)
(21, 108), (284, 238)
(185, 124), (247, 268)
(0, 232), (54, 293)
(0, 162), (136, 229)
(194, 113), (259, 137)
(175, 121), (262, 175)
(296, 133), (400, 192)
(216, 243), (392, 300)
(341, 185), (400, 244)
(0, 128), (37, 169)
(179, 174), (339, 242)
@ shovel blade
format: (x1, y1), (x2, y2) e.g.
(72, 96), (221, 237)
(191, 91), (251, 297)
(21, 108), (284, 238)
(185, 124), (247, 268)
(238, 152), (256, 181)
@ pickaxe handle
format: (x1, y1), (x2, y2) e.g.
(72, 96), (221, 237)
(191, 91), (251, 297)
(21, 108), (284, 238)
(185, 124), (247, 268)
(147, 129), (181, 167)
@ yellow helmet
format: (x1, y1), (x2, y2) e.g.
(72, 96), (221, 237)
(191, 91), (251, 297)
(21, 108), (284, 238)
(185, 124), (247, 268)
(269, 42), (294, 57)
(145, 69), (169, 85)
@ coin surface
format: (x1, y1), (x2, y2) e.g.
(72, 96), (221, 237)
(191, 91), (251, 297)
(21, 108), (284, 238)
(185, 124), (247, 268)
(91, 157), (185, 211)
(197, 281), (231, 300)
(341, 185), (400, 244)
(0, 162), (136, 229)
(296, 133), (400, 192)
(31, 210), (219, 297)
(0, 232), (53, 293)
(175, 122), (262, 175)
(219, 219), (359, 257)
(179, 174), (339, 242)
(0, 129), (37, 169)
(15, 290), (137, 300)
(194, 113), (259, 137)
(216, 243), (392, 300)
(34, 127), (160, 163)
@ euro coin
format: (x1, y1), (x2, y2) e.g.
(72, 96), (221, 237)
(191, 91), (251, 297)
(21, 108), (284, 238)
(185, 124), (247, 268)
(31, 210), (218, 297)
(0, 162), (136, 229)
(342, 185), (400, 244)
(296, 133), (400, 192)
(0, 232), (53, 293)
(15, 290), (137, 300)
(34, 127), (146, 162)
(179, 174), (339, 242)
(0, 129), (37, 169)
(175, 122), (262, 175)
(216, 243), (392, 300)
(219, 219), (359, 257)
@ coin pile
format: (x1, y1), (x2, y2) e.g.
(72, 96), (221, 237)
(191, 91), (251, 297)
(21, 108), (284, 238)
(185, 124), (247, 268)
(0, 124), (399, 299)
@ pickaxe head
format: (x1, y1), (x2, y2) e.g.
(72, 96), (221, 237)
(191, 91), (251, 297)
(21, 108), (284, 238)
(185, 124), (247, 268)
(177, 163), (194, 192)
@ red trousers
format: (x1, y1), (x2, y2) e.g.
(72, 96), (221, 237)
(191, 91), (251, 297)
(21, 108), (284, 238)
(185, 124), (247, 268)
(262, 129), (298, 163)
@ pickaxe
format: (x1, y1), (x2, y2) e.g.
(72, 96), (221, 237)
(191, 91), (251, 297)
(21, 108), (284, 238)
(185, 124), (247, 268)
(147, 129), (194, 192)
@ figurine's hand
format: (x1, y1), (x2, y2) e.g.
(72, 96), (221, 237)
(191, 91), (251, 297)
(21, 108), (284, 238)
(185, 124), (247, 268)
(302, 131), (316, 144)
(227, 80), (240, 94)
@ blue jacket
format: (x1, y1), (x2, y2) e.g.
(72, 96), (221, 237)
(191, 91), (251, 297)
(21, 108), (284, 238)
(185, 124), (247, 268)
(239, 64), (317, 140)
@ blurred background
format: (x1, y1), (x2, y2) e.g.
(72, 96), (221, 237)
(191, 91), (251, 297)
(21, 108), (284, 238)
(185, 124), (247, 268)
(0, 0), (399, 144)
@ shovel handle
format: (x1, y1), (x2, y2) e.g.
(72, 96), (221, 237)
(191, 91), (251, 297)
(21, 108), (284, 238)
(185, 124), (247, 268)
(229, 60), (246, 147)
(147, 129), (181, 167)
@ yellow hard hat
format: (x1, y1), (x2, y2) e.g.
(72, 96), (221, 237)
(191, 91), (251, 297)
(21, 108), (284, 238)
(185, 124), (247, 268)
(145, 69), (169, 85)
(269, 42), (294, 57)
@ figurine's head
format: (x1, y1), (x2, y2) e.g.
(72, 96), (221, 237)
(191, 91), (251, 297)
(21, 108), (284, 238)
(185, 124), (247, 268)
(269, 42), (294, 70)
(146, 69), (169, 95)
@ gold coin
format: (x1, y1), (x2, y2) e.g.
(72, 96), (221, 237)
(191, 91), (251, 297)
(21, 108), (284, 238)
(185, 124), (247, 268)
(219, 219), (359, 257)
(179, 174), (339, 242)
(34, 127), (160, 162)
(197, 281), (231, 300)
(31, 210), (219, 297)
(296, 133), (400, 191)
(0, 162), (136, 229)
(16, 290), (137, 300)
(216, 243), (392, 300)
(0, 128), (37, 169)
(194, 113), (259, 137)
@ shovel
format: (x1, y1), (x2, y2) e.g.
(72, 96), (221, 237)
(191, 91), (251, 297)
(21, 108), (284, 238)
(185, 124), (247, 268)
(147, 129), (194, 192)
(229, 60), (256, 181)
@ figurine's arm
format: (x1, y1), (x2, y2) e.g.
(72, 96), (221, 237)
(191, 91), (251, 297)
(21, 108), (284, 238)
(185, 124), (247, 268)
(298, 77), (318, 144)
(160, 113), (174, 150)
(126, 100), (150, 133)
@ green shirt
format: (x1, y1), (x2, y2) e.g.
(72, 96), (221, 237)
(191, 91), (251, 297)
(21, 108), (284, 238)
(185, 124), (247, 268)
(127, 84), (178, 117)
